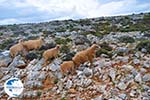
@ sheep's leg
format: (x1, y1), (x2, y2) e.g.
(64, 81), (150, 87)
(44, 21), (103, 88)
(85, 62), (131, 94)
(22, 48), (28, 57)
(89, 57), (94, 67)
(75, 62), (80, 69)
(55, 55), (58, 59)
(10, 51), (15, 58)
(43, 58), (49, 66)
(71, 67), (76, 75)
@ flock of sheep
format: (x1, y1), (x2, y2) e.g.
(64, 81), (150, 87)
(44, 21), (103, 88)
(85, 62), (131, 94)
(9, 37), (100, 76)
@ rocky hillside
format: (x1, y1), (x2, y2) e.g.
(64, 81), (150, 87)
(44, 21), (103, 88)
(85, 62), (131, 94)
(0, 13), (150, 100)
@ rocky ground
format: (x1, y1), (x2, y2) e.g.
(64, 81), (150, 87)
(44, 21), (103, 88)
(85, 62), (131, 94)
(0, 13), (150, 100)
(0, 31), (150, 100)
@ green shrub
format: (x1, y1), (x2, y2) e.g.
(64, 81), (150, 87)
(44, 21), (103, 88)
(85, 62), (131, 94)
(55, 38), (72, 45)
(81, 31), (103, 37)
(144, 14), (150, 20)
(99, 42), (112, 51)
(62, 51), (76, 61)
(53, 79), (59, 84)
(26, 36), (39, 40)
(96, 48), (112, 57)
(43, 30), (53, 34)
(78, 19), (91, 25)
(118, 36), (135, 43)
(37, 91), (42, 97)
(60, 98), (67, 100)
(136, 40), (150, 53)
(0, 32), (3, 36)
(56, 27), (67, 32)
(117, 51), (124, 56)
(0, 39), (14, 50)
(60, 45), (70, 54)
(96, 42), (113, 57)
(25, 52), (39, 61)
(96, 49), (109, 56)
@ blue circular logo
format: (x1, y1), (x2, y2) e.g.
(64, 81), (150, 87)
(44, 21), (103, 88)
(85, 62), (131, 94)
(4, 78), (24, 97)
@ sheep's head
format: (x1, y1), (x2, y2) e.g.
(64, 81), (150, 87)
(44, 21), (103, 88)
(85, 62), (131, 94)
(39, 36), (46, 45)
(91, 44), (100, 51)
(56, 45), (60, 50)
(39, 36), (44, 41)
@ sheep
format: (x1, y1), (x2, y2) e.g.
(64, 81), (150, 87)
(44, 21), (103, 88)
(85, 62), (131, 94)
(43, 45), (60, 66)
(22, 37), (44, 51)
(9, 39), (26, 58)
(72, 44), (99, 68)
(60, 61), (75, 76)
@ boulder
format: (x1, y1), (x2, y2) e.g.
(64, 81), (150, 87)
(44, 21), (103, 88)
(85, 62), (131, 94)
(72, 35), (90, 45)
(0, 54), (12, 67)
(83, 68), (93, 77)
(143, 74), (150, 82)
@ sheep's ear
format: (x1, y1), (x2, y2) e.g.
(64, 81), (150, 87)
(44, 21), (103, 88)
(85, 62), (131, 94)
(40, 37), (44, 40)
(18, 39), (24, 43)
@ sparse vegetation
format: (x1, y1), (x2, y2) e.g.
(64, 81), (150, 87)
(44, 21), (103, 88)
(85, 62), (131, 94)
(0, 32), (3, 36)
(57, 27), (67, 32)
(143, 14), (150, 20)
(26, 36), (39, 40)
(81, 31), (103, 37)
(118, 36), (135, 43)
(116, 51), (124, 56)
(96, 48), (112, 57)
(25, 52), (39, 61)
(43, 30), (53, 35)
(55, 38), (72, 45)
(99, 42), (112, 51)
(0, 39), (14, 50)
(62, 51), (76, 61)
(53, 79), (59, 84)
(60, 98), (67, 100)
(60, 45), (70, 54)
(96, 42), (113, 57)
(78, 19), (91, 26)
(37, 91), (42, 97)
(136, 40), (150, 53)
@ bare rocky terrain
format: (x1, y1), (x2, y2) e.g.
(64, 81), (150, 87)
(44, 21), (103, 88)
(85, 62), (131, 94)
(0, 12), (150, 100)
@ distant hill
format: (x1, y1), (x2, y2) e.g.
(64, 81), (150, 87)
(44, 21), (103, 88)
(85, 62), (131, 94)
(0, 12), (150, 50)
(0, 12), (150, 37)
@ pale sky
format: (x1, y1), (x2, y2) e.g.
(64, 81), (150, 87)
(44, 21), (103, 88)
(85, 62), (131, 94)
(0, 0), (150, 25)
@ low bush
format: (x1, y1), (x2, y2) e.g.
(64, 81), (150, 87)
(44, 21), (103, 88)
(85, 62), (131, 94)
(118, 36), (135, 43)
(0, 32), (3, 36)
(136, 40), (150, 53)
(99, 42), (112, 51)
(0, 39), (14, 50)
(25, 52), (39, 61)
(62, 51), (76, 61)
(37, 91), (42, 97)
(55, 38), (72, 45)
(96, 48), (112, 57)
(60, 45), (70, 54)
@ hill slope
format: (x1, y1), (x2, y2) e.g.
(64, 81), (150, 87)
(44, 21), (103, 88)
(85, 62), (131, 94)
(0, 12), (150, 100)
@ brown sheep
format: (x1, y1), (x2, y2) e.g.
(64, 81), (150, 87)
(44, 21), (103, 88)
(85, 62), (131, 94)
(22, 37), (44, 51)
(60, 61), (75, 76)
(72, 44), (99, 68)
(9, 39), (26, 58)
(43, 45), (60, 66)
